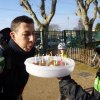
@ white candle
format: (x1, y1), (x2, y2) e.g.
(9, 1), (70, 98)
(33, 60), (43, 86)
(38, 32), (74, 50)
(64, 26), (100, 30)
(42, 54), (44, 63)
(34, 56), (37, 63)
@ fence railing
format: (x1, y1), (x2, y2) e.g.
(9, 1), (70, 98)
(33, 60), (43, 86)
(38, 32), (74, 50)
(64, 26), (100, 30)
(67, 48), (95, 66)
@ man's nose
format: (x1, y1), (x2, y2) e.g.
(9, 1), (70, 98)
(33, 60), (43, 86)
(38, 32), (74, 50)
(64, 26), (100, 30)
(29, 35), (34, 42)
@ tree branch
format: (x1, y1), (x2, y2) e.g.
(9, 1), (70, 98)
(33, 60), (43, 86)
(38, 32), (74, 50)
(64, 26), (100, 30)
(92, 0), (98, 21)
(40, 0), (47, 19)
(97, 6), (100, 16)
(85, 0), (93, 10)
(47, 0), (57, 24)
(76, 0), (87, 16)
(78, 0), (86, 9)
(20, 0), (42, 27)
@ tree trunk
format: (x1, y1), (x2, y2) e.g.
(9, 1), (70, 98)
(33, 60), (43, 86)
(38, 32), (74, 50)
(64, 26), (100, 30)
(39, 25), (49, 54)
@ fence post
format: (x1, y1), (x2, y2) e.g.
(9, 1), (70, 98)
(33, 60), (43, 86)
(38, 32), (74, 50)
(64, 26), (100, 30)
(84, 31), (87, 48)
(63, 30), (66, 44)
(41, 29), (47, 55)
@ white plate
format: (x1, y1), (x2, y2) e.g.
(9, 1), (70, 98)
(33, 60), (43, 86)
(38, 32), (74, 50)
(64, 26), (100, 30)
(24, 56), (75, 78)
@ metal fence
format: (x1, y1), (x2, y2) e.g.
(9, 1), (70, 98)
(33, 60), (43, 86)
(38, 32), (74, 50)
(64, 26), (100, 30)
(62, 30), (100, 48)
(34, 30), (100, 66)
(35, 30), (100, 49)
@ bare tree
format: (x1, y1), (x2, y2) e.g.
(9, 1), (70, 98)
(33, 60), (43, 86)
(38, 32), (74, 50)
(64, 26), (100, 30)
(75, 0), (100, 31)
(20, 0), (57, 32)
(74, 18), (85, 30)
(48, 24), (61, 31)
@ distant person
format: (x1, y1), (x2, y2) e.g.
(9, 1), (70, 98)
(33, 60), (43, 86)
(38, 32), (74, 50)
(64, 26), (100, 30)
(58, 40), (67, 57)
(0, 15), (36, 100)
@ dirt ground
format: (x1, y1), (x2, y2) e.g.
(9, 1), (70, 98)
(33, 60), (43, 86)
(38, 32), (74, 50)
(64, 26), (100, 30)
(22, 62), (97, 100)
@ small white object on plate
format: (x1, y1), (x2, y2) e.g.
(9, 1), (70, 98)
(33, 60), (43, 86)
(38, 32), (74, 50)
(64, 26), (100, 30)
(24, 56), (75, 78)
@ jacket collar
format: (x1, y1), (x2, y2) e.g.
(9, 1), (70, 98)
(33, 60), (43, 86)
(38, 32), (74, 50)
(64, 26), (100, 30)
(9, 39), (36, 56)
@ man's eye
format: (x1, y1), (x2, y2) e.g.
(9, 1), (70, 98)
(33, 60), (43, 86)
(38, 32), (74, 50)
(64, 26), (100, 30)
(23, 32), (34, 37)
(23, 34), (30, 37)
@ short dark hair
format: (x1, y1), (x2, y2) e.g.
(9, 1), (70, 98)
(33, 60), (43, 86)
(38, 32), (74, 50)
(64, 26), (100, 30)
(11, 15), (34, 32)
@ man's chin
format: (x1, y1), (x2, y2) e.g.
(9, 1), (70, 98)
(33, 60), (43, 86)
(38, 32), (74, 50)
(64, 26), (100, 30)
(26, 49), (32, 52)
(23, 48), (31, 52)
(27, 47), (33, 52)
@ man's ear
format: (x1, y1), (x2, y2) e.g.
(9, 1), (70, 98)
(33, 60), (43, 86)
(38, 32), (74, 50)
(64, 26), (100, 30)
(10, 32), (15, 40)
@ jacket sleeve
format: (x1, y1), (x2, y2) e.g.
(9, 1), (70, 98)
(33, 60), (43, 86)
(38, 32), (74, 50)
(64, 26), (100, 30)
(92, 69), (100, 99)
(59, 75), (95, 100)
(0, 47), (5, 74)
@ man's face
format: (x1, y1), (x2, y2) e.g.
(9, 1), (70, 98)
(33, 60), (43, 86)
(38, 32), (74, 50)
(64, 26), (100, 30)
(11, 22), (35, 52)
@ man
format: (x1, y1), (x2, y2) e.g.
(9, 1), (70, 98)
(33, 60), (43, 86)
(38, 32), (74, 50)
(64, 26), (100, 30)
(59, 68), (100, 100)
(0, 15), (36, 100)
